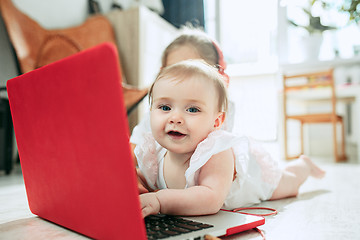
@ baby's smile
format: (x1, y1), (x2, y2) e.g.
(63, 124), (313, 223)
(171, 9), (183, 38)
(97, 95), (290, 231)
(167, 130), (186, 140)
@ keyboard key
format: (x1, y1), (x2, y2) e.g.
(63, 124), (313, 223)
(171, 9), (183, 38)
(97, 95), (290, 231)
(160, 229), (179, 236)
(187, 221), (202, 226)
(198, 224), (213, 229)
(174, 222), (202, 231)
(169, 226), (191, 233)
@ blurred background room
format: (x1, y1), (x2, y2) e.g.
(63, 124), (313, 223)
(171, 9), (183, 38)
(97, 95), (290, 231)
(1, 0), (360, 176)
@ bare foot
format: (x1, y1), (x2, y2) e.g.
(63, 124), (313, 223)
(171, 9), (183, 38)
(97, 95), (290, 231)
(300, 155), (326, 179)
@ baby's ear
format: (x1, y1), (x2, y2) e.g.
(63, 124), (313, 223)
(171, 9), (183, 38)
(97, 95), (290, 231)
(214, 112), (225, 129)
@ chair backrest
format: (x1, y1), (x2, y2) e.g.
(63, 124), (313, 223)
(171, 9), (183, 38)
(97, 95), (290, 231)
(282, 69), (337, 118)
(0, 0), (117, 74)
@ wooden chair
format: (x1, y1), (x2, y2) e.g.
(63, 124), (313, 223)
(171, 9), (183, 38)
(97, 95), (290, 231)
(282, 69), (347, 162)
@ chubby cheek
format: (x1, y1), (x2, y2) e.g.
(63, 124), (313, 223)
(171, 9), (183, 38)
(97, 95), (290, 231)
(187, 117), (215, 140)
(150, 111), (164, 137)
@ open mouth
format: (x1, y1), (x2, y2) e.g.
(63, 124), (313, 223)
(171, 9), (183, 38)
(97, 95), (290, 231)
(167, 131), (186, 138)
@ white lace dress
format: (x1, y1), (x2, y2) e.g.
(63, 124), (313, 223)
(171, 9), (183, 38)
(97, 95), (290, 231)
(135, 130), (282, 210)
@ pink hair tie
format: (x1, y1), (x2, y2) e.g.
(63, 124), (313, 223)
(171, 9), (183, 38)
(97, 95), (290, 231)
(217, 64), (230, 88)
(212, 40), (230, 88)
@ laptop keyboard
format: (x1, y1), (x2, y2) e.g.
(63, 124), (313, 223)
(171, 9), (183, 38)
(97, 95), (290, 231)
(145, 214), (214, 239)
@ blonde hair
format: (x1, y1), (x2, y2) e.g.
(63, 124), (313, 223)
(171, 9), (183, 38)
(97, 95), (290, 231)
(161, 27), (219, 68)
(149, 60), (228, 114)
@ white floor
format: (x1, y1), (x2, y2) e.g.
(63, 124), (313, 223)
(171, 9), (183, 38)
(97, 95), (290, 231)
(1, 157), (360, 240)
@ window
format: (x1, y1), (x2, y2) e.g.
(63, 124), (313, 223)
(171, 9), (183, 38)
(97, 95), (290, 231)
(204, 0), (278, 75)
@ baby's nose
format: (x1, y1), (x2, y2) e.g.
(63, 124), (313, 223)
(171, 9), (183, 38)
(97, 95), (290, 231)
(169, 111), (184, 124)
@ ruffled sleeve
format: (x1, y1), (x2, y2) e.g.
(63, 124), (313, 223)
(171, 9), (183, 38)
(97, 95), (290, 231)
(134, 133), (165, 190)
(130, 113), (151, 146)
(248, 138), (282, 186)
(184, 130), (245, 187)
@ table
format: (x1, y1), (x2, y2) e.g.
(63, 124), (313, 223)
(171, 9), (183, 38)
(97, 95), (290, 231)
(280, 55), (360, 74)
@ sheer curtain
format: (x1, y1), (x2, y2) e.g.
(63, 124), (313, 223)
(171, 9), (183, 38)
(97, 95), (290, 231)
(204, 0), (278, 73)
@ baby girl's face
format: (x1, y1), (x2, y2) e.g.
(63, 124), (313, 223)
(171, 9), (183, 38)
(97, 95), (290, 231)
(150, 76), (222, 155)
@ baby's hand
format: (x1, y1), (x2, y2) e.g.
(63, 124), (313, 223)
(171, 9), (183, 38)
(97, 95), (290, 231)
(136, 168), (150, 194)
(140, 192), (161, 217)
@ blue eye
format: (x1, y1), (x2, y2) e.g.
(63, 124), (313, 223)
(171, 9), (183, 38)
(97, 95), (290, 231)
(187, 107), (200, 113)
(160, 105), (171, 111)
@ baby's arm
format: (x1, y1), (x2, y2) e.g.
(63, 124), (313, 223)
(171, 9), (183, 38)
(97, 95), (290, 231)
(140, 148), (235, 217)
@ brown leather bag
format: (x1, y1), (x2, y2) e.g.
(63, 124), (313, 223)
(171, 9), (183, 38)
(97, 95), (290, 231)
(0, 0), (147, 113)
(0, 0), (117, 73)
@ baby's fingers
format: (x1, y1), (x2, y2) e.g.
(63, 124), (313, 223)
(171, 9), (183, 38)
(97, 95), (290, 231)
(140, 192), (161, 218)
(141, 205), (153, 218)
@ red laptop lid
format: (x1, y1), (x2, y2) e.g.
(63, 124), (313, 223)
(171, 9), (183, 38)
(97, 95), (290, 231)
(7, 43), (146, 240)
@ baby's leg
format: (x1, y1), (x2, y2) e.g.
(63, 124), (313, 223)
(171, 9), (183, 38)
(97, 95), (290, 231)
(270, 155), (325, 200)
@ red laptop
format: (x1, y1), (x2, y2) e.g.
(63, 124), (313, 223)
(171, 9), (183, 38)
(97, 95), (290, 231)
(7, 43), (264, 239)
